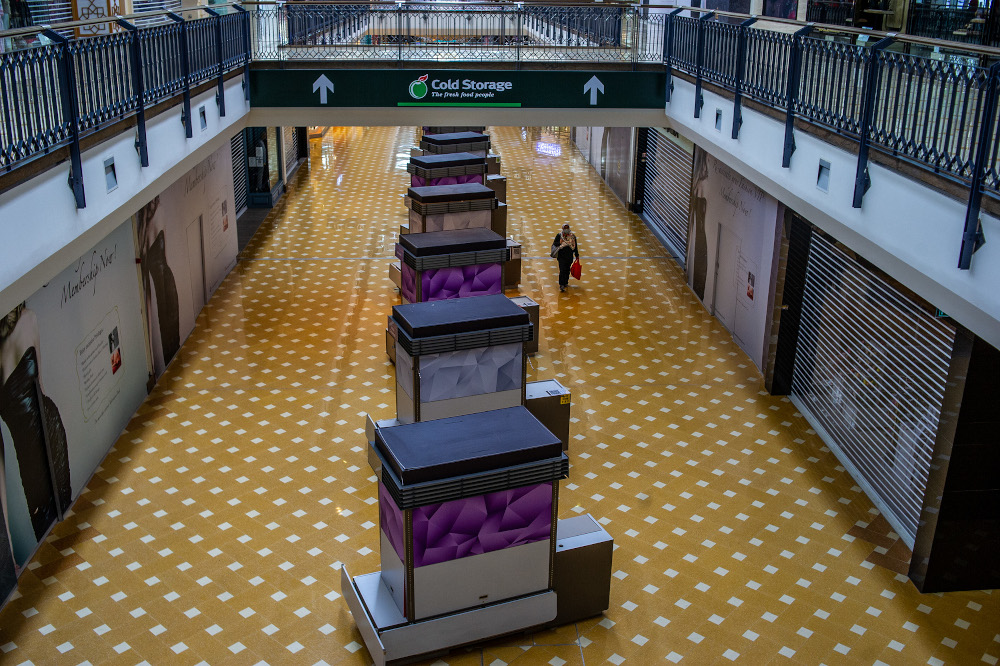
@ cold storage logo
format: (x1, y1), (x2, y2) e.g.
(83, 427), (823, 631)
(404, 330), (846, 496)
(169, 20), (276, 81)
(399, 74), (521, 107)
(408, 74), (429, 100)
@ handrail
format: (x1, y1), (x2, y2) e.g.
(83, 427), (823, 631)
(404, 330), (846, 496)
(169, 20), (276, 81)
(658, 6), (996, 268)
(1, 1), (998, 267)
(0, 3), (245, 39)
(0, 2), (250, 204)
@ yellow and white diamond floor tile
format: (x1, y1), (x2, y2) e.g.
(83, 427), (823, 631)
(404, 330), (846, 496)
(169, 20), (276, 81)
(0, 126), (996, 666)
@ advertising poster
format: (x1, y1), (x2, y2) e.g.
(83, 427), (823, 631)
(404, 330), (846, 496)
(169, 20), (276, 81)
(0, 476), (16, 604)
(687, 147), (781, 371)
(1, 220), (147, 566)
(137, 142), (238, 378)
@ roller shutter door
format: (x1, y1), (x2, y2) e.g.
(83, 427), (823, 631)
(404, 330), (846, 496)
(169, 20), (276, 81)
(641, 128), (692, 263)
(284, 127), (298, 177)
(231, 132), (248, 217)
(25, 1), (73, 25)
(790, 231), (956, 546)
(131, 0), (183, 24)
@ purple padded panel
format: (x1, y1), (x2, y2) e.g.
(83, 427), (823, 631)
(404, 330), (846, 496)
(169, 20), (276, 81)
(379, 481), (406, 563)
(422, 263), (502, 302)
(411, 482), (552, 568)
(410, 173), (485, 187)
(401, 263), (417, 303)
(395, 243), (404, 260)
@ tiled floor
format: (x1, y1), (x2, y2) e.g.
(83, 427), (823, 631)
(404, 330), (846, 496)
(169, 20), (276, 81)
(0, 126), (996, 665)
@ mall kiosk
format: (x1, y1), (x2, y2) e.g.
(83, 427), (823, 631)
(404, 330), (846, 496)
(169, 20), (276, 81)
(343, 406), (585, 666)
(422, 125), (486, 135)
(403, 183), (497, 235)
(419, 131), (491, 157)
(390, 294), (531, 424)
(396, 229), (508, 305)
(407, 152), (487, 187)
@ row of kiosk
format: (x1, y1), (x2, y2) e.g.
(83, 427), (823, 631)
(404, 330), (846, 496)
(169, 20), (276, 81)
(343, 128), (613, 665)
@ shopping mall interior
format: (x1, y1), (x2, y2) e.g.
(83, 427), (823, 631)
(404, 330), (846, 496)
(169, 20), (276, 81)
(0, 124), (996, 665)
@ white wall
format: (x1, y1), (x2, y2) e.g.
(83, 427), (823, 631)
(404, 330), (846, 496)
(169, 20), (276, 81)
(664, 76), (1000, 351)
(0, 77), (249, 318)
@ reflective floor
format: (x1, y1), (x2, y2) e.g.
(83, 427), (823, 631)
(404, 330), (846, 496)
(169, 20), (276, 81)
(0, 126), (996, 665)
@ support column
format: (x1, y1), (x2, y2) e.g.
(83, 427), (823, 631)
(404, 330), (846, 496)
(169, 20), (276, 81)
(910, 332), (1000, 592)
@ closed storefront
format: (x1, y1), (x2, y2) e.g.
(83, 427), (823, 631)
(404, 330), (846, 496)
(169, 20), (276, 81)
(638, 128), (693, 263)
(781, 219), (957, 547)
(131, 0), (183, 24)
(25, 0), (72, 25)
(231, 132), (248, 217)
(283, 126), (305, 182)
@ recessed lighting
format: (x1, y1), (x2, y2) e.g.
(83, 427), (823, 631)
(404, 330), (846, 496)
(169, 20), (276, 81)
(104, 157), (118, 193)
(816, 159), (831, 192)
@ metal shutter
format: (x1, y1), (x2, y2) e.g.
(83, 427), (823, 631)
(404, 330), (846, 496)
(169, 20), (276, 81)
(642, 128), (692, 263)
(231, 131), (248, 217)
(790, 232), (956, 547)
(283, 127), (298, 177)
(131, 0), (183, 24)
(25, 1), (73, 25)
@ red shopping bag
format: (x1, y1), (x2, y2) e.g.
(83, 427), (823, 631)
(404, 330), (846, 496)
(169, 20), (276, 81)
(570, 259), (581, 280)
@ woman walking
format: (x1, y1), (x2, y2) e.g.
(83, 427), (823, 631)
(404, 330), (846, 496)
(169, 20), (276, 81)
(551, 224), (580, 292)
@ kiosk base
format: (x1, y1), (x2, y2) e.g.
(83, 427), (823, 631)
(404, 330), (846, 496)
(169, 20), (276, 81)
(342, 567), (557, 666)
(344, 514), (613, 665)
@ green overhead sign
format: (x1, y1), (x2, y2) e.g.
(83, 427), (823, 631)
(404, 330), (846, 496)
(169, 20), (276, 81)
(250, 69), (666, 109)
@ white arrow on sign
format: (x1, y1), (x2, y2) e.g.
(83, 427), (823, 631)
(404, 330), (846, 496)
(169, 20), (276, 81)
(583, 75), (605, 106)
(312, 74), (335, 104)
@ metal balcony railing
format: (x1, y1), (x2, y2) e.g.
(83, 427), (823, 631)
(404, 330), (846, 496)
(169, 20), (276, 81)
(661, 8), (1000, 267)
(246, 2), (664, 64)
(0, 4), (251, 207)
(2, 2), (1000, 268)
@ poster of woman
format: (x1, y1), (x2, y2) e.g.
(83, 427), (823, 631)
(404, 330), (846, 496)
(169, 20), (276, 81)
(137, 195), (181, 376)
(0, 462), (17, 605)
(0, 302), (71, 565)
(688, 147), (710, 301)
(1, 220), (149, 568)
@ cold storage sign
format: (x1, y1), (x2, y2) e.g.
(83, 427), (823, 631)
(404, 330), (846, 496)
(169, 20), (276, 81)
(250, 70), (666, 109)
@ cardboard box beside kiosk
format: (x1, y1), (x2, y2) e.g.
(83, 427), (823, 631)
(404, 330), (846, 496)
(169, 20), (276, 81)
(391, 295), (532, 423)
(420, 131), (491, 158)
(508, 295), (538, 354)
(397, 229), (508, 304)
(525, 378), (571, 450)
(486, 173), (507, 203)
(487, 154), (502, 175)
(491, 202), (508, 237)
(505, 240), (522, 289)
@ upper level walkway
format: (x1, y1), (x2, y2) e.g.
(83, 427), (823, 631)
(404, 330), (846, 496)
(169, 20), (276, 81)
(3, 3), (1000, 254)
